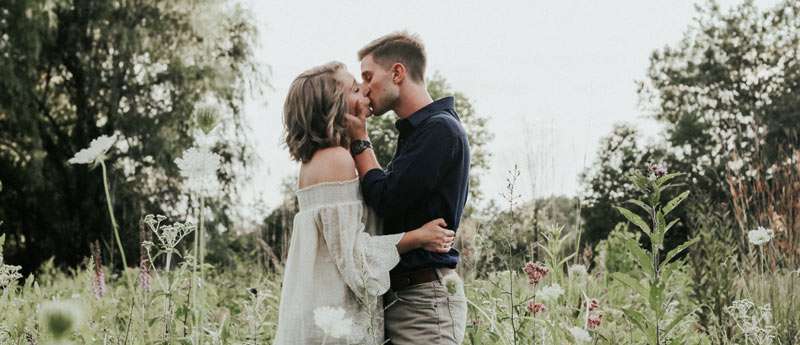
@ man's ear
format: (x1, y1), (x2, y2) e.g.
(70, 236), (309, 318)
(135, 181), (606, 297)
(391, 63), (406, 85)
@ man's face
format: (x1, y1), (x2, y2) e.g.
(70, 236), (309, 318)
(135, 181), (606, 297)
(360, 54), (399, 116)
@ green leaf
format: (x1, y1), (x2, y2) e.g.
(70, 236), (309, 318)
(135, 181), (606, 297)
(558, 253), (577, 267)
(669, 337), (685, 345)
(622, 308), (655, 335)
(612, 272), (649, 299)
(627, 199), (653, 214)
(664, 308), (695, 337)
(537, 244), (555, 262)
(661, 260), (680, 283)
(663, 191), (690, 216)
(654, 211), (666, 248)
(664, 218), (680, 236)
(664, 237), (699, 265)
(624, 239), (653, 277)
(649, 192), (660, 210)
(615, 206), (652, 237)
(630, 173), (651, 191)
(655, 172), (682, 188)
(649, 282), (664, 318)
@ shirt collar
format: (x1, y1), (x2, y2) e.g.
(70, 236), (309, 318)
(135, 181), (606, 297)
(395, 97), (455, 132)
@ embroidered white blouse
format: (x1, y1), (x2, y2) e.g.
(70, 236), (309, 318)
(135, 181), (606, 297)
(273, 178), (404, 345)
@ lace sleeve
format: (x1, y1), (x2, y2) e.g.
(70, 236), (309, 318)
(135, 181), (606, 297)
(318, 202), (403, 304)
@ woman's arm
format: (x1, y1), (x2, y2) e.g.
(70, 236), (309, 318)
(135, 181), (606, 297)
(395, 218), (455, 254)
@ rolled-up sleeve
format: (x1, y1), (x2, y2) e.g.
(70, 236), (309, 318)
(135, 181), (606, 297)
(360, 119), (460, 218)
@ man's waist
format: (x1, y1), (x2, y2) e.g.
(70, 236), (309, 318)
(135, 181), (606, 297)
(392, 249), (459, 273)
(389, 267), (457, 291)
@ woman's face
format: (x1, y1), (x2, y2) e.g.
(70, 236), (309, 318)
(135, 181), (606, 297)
(334, 68), (370, 117)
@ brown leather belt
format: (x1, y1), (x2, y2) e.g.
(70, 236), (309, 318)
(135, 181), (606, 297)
(390, 268), (454, 291)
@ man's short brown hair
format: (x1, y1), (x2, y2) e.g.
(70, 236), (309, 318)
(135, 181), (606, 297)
(358, 31), (427, 83)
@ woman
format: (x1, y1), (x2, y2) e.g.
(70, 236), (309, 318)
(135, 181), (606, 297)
(274, 61), (455, 344)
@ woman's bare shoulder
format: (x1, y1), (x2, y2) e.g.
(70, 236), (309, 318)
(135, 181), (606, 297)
(299, 147), (356, 188)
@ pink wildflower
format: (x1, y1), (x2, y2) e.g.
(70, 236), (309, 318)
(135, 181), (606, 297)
(585, 298), (600, 312)
(138, 259), (151, 292)
(94, 269), (106, 299)
(649, 162), (668, 178)
(523, 261), (549, 286)
(526, 301), (546, 315)
(588, 312), (603, 329)
(91, 241), (106, 299)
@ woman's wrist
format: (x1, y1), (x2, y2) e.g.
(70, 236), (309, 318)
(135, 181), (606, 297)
(407, 228), (423, 249)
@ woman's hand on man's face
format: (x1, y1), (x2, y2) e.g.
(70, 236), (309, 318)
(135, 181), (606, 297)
(345, 98), (371, 140)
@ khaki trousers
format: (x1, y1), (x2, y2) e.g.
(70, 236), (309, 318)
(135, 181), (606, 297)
(383, 269), (467, 345)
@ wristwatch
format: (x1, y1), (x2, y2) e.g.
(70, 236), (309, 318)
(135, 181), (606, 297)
(350, 139), (372, 156)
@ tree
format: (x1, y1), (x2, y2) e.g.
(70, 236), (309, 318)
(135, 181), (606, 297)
(0, 0), (262, 273)
(639, 0), (800, 195)
(581, 0), (800, 249)
(579, 124), (658, 245)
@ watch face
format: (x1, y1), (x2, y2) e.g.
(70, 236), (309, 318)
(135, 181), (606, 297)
(351, 140), (370, 155)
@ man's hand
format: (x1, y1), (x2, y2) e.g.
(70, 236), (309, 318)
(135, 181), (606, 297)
(345, 98), (371, 140)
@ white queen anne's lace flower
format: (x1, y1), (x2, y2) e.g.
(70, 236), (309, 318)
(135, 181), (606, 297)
(175, 147), (221, 197)
(313, 306), (353, 339)
(568, 326), (592, 342)
(68, 133), (118, 165)
(748, 226), (773, 246)
(727, 158), (745, 171)
(144, 215), (195, 252)
(0, 235), (22, 289)
(193, 128), (218, 149)
(536, 283), (564, 302)
(569, 264), (588, 278)
(0, 262), (22, 288)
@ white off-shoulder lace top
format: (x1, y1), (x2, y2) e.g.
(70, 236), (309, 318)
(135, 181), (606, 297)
(273, 178), (404, 345)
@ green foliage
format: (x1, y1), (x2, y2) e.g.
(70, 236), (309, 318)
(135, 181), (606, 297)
(685, 197), (738, 341)
(581, 0), (800, 252)
(596, 222), (640, 275)
(466, 195), (581, 278)
(612, 170), (699, 345)
(641, 0), (800, 188)
(0, 0), (262, 272)
(579, 125), (660, 245)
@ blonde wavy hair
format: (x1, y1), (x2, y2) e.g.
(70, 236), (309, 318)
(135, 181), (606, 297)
(283, 62), (350, 163)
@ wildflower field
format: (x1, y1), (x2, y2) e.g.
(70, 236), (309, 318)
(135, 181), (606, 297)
(2, 0), (800, 344)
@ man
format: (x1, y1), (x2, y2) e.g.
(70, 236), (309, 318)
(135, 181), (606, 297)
(345, 31), (470, 345)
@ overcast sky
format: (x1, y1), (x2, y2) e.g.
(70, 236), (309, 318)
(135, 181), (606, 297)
(237, 0), (780, 212)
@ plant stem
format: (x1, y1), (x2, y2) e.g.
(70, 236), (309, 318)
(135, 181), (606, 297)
(163, 249), (174, 341)
(199, 196), (205, 279)
(197, 196), (206, 345)
(101, 160), (127, 268)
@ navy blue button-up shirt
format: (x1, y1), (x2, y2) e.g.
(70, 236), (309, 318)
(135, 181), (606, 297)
(361, 97), (470, 273)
